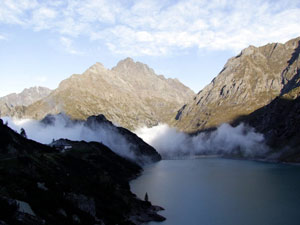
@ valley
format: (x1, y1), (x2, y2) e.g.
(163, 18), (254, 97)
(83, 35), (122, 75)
(1, 35), (300, 225)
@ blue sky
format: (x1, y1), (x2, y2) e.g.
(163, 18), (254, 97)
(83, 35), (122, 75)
(0, 0), (300, 97)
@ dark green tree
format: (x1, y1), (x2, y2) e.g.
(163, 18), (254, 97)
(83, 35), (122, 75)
(20, 128), (27, 138)
(144, 192), (149, 202)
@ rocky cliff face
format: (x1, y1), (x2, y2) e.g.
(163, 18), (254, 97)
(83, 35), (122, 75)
(0, 86), (51, 118)
(173, 37), (300, 133)
(19, 58), (193, 130)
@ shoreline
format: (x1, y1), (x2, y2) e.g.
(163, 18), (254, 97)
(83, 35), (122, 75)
(154, 154), (300, 166)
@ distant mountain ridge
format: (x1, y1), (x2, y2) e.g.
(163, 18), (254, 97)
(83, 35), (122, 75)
(0, 86), (51, 118)
(173, 36), (300, 132)
(4, 58), (194, 130)
(0, 86), (51, 107)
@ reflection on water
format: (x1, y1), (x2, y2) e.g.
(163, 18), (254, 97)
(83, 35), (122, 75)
(131, 158), (300, 225)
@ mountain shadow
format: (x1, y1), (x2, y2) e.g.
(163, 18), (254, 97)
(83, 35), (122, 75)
(232, 87), (300, 162)
(280, 40), (300, 96)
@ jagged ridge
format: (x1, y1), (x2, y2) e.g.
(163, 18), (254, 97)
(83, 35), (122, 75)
(8, 58), (194, 130)
(173, 36), (300, 132)
(0, 86), (51, 118)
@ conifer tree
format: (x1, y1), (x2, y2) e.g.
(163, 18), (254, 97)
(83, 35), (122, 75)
(20, 128), (27, 138)
(144, 192), (149, 202)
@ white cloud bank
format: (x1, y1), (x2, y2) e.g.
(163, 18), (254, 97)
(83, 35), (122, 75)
(2, 115), (270, 160)
(2, 116), (136, 160)
(2, 114), (270, 160)
(135, 123), (269, 159)
(0, 0), (300, 55)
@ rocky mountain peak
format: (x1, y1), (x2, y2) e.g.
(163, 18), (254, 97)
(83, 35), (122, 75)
(112, 57), (155, 76)
(172, 36), (300, 132)
(239, 45), (257, 56)
(86, 62), (107, 74)
(6, 58), (194, 130)
(0, 86), (51, 108)
(90, 62), (106, 70)
(116, 57), (134, 66)
(121, 57), (134, 64)
(112, 57), (134, 71)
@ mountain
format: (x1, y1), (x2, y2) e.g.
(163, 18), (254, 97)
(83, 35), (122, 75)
(0, 86), (51, 107)
(173, 36), (300, 132)
(232, 86), (300, 162)
(41, 113), (162, 165)
(0, 118), (165, 225)
(0, 86), (51, 118)
(17, 58), (194, 130)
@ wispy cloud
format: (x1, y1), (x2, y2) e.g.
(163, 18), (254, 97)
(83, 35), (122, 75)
(0, 34), (6, 40)
(0, 0), (300, 55)
(0, 0), (37, 25)
(60, 36), (83, 55)
(30, 7), (57, 31)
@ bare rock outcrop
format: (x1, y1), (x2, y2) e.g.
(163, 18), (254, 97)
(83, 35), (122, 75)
(0, 86), (51, 117)
(173, 36), (300, 132)
(13, 58), (193, 130)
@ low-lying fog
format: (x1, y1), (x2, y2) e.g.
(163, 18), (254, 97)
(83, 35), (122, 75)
(2, 116), (269, 160)
(136, 123), (269, 159)
(2, 115), (136, 159)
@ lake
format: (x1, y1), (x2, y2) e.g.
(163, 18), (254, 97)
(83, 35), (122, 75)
(130, 158), (300, 225)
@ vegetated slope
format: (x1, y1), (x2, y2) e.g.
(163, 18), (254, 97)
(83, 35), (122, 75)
(173, 36), (300, 133)
(0, 86), (51, 117)
(21, 58), (194, 130)
(0, 119), (165, 225)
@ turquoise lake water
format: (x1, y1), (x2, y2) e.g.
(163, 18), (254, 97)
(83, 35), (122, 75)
(130, 158), (300, 225)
